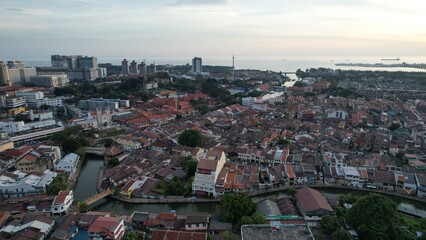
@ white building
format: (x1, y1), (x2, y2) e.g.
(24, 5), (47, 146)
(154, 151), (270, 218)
(98, 67), (107, 79)
(242, 97), (268, 111)
(31, 74), (69, 88)
(16, 91), (64, 108)
(0, 215), (55, 239)
(192, 150), (226, 197)
(326, 109), (349, 120)
(51, 190), (74, 215)
(0, 170), (57, 198)
(273, 149), (290, 164)
(8, 67), (37, 85)
(55, 153), (80, 173)
(78, 98), (129, 111)
(341, 166), (361, 187)
(70, 118), (98, 130)
(0, 119), (57, 134)
(116, 137), (142, 151)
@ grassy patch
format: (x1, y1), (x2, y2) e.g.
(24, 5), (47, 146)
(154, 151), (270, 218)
(399, 213), (426, 233)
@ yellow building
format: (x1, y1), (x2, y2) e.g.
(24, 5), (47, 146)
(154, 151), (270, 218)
(0, 141), (14, 152)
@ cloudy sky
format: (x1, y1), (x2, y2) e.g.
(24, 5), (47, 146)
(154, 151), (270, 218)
(1, 0), (426, 58)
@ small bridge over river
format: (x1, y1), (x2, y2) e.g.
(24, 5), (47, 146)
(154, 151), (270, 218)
(86, 147), (106, 156)
(82, 189), (112, 205)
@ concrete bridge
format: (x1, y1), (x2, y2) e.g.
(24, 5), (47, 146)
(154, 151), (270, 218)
(86, 147), (106, 156)
(82, 189), (112, 206)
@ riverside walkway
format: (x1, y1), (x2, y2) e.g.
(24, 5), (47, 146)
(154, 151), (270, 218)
(110, 184), (426, 204)
(397, 206), (426, 218)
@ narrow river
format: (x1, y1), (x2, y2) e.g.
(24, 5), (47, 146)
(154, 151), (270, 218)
(74, 157), (426, 215)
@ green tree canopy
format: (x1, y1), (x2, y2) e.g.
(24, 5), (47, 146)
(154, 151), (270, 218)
(218, 193), (255, 225)
(239, 216), (254, 227)
(178, 129), (203, 147)
(331, 228), (353, 240)
(125, 231), (139, 240)
(78, 202), (90, 213)
(248, 90), (262, 97)
(108, 157), (119, 167)
(251, 212), (266, 224)
(389, 123), (401, 131)
(346, 194), (400, 240)
(47, 173), (68, 195)
(181, 156), (198, 177)
(218, 231), (237, 240)
(320, 215), (340, 235)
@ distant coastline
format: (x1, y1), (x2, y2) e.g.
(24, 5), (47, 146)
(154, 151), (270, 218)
(335, 62), (426, 69)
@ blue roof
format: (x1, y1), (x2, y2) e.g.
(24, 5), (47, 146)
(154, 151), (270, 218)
(71, 229), (88, 240)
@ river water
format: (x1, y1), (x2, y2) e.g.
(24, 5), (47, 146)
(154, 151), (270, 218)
(75, 158), (426, 215)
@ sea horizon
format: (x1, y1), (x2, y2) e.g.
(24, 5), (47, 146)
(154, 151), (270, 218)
(1, 55), (425, 73)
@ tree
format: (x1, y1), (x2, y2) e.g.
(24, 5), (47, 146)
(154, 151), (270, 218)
(277, 137), (290, 145)
(331, 228), (352, 240)
(320, 215), (340, 235)
(251, 212), (266, 224)
(47, 173), (68, 195)
(389, 123), (401, 131)
(218, 231), (237, 240)
(293, 81), (306, 87)
(62, 138), (82, 153)
(346, 194), (399, 240)
(178, 129), (203, 147)
(40, 104), (50, 110)
(125, 231), (139, 240)
(181, 156), (198, 177)
(239, 216), (254, 227)
(218, 193), (255, 225)
(108, 158), (119, 167)
(166, 177), (191, 196)
(14, 114), (28, 122)
(288, 187), (297, 198)
(197, 104), (209, 114)
(248, 90), (262, 97)
(104, 138), (115, 148)
(78, 202), (90, 213)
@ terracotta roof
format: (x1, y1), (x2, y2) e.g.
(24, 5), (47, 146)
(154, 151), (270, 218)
(105, 146), (123, 156)
(53, 195), (67, 205)
(197, 159), (218, 171)
(295, 187), (333, 213)
(152, 230), (207, 240)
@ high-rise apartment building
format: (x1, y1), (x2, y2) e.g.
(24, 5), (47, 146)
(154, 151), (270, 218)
(51, 55), (69, 68)
(191, 57), (202, 73)
(66, 55), (83, 70)
(121, 59), (129, 74)
(7, 61), (25, 69)
(129, 60), (138, 74)
(138, 62), (146, 75)
(8, 68), (37, 85)
(77, 56), (97, 69)
(0, 62), (12, 86)
(62, 55), (98, 81)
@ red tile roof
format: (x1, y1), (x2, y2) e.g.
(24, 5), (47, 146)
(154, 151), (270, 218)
(295, 187), (333, 213)
(152, 230), (207, 240)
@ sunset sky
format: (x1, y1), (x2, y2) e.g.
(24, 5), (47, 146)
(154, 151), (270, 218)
(1, 0), (426, 57)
